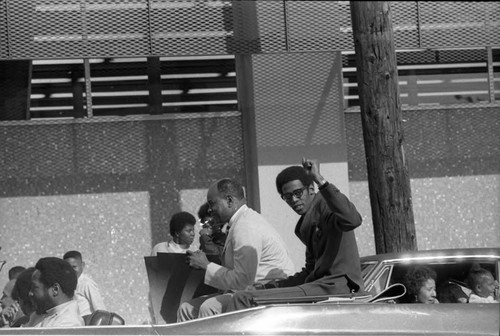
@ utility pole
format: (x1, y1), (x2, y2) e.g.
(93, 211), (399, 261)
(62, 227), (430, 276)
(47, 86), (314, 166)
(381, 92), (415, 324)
(350, 2), (417, 253)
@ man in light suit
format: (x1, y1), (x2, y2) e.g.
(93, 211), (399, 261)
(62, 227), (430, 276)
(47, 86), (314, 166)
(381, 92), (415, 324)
(177, 178), (295, 321)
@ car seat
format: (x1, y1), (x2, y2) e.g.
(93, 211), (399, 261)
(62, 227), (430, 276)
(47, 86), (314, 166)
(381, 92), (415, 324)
(85, 310), (125, 326)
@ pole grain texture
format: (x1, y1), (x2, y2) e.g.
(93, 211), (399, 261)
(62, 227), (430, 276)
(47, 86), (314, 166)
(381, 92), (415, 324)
(349, 1), (417, 253)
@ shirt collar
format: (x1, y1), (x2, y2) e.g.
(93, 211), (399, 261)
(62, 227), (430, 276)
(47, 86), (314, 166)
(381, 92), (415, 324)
(45, 300), (74, 317)
(228, 204), (247, 229)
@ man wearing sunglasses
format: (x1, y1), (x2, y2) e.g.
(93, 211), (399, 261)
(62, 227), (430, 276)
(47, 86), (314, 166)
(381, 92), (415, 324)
(227, 158), (364, 310)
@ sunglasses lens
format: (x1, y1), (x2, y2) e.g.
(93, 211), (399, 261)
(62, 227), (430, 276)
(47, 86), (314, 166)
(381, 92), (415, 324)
(282, 187), (305, 202)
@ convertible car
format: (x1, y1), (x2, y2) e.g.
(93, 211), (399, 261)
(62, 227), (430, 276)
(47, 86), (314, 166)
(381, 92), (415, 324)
(0, 248), (498, 336)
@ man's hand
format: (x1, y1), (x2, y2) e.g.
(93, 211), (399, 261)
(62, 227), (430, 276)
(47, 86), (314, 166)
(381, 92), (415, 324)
(186, 250), (210, 270)
(302, 157), (325, 186)
(1, 302), (20, 326)
(199, 226), (213, 236)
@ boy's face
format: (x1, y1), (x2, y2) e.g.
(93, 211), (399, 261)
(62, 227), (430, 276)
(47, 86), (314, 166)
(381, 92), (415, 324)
(281, 180), (315, 215)
(65, 257), (84, 278)
(175, 223), (195, 246)
(476, 273), (497, 298)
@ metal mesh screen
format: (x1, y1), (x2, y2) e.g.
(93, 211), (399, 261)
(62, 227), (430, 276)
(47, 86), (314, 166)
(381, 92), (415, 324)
(84, 0), (150, 57)
(396, 48), (488, 65)
(0, 115), (245, 190)
(390, 1), (420, 49)
(150, 0), (233, 55)
(74, 121), (149, 175)
(0, 0), (7, 59)
(9, 0), (85, 59)
(252, 52), (343, 148)
(150, 0), (287, 55)
(2, 1), (500, 60)
(495, 48), (500, 102)
(419, 2), (500, 48)
(8, 0), (151, 59)
(284, 1), (419, 52)
(342, 48), (489, 67)
(346, 106), (500, 181)
(174, 116), (245, 175)
(286, 1), (348, 52)
(0, 123), (75, 179)
(244, 0), (287, 53)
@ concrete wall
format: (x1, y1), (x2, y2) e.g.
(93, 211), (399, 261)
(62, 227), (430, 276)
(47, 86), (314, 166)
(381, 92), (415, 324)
(345, 108), (500, 256)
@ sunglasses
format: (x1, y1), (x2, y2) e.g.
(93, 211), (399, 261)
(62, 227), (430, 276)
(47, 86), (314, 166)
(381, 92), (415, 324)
(281, 187), (307, 202)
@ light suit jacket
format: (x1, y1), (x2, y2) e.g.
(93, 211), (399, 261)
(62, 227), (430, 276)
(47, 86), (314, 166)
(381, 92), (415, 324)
(205, 204), (295, 291)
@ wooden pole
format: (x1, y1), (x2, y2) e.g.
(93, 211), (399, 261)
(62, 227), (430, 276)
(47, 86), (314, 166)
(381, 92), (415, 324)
(350, 1), (417, 253)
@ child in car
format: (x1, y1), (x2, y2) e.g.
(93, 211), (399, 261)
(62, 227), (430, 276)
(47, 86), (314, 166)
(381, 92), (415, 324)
(466, 264), (499, 303)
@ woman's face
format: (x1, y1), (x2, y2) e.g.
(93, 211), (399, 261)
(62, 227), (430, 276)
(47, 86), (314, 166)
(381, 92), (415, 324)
(417, 278), (438, 303)
(175, 223), (195, 246)
(476, 273), (498, 298)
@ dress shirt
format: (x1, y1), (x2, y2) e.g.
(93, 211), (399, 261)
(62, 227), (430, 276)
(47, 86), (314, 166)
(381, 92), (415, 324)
(38, 300), (84, 327)
(75, 272), (106, 316)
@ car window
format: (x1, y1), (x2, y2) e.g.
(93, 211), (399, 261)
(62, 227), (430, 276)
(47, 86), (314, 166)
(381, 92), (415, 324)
(361, 261), (377, 279)
(368, 265), (391, 295)
(390, 260), (496, 285)
(386, 258), (499, 303)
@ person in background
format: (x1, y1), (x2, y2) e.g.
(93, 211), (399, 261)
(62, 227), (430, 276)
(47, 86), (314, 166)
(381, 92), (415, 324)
(226, 158), (364, 312)
(29, 257), (84, 327)
(10, 267), (44, 327)
(402, 265), (439, 304)
(8, 266), (26, 281)
(177, 178), (295, 321)
(437, 281), (469, 303)
(467, 264), (499, 303)
(0, 279), (24, 327)
(197, 202), (226, 256)
(151, 212), (198, 255)
(63, 250), (106, 317)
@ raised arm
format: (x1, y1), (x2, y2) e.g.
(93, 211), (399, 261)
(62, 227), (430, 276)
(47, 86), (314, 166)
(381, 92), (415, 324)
(302, 157), (362, 231)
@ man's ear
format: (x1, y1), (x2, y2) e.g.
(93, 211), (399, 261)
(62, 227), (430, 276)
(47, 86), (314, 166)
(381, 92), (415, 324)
(226, 195), (233, 207)
(51, 283), (60, 297)
(308, 185), (315, 195)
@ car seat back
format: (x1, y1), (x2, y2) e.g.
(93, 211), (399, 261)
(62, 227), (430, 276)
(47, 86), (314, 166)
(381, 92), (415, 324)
(85, 310), (125, 326)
